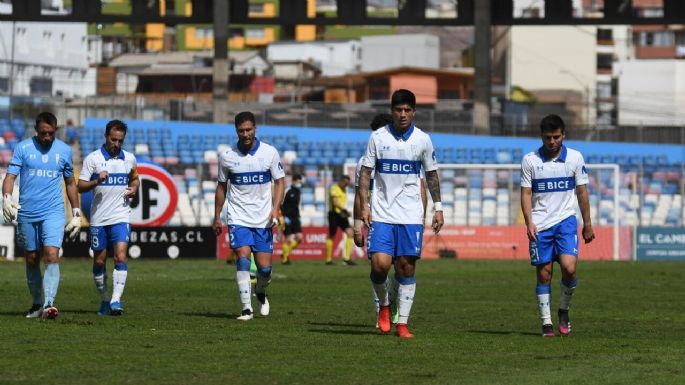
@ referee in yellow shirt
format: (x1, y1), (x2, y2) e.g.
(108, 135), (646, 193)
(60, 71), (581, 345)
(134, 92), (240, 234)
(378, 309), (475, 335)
(326, 175), (355, 265)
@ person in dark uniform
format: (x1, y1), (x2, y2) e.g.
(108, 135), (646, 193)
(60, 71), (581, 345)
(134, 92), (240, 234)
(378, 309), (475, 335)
(280, 174), (303, 264)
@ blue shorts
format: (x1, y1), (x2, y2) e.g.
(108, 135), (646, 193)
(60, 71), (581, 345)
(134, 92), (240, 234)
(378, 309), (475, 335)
(228, 225), (273, 253)
(367, 222), (424, 259)
(90, 223), (130, 251)
(18, 218), (65, 251)
(529, 215), (578, 266)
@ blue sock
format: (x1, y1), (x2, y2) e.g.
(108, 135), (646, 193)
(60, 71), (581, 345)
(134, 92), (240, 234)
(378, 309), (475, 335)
(257, 265), (272, 278)
(236, 257), (251, 272)
(25, 262), (43, 305)
(43, 263), (60, 307)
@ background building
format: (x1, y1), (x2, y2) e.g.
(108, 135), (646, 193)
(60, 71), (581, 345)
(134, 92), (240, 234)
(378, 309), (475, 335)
(0, 21), (95, 98)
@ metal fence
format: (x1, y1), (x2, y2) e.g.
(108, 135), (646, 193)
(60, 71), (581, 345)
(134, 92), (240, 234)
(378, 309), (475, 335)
(11, 96), (685, 146)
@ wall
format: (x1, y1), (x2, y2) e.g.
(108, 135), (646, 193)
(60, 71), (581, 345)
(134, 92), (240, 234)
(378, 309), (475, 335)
(510, 26), (596, 92)
(617, 60), (685, 126)
(267, 40), (361, 76)
(361, 34), (440, 72)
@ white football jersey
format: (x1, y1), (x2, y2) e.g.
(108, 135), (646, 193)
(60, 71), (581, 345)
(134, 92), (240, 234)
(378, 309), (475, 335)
(79, 146), (137, 226)
(361, 124), (437, 225)
(520, 145), (589, 231)
(218, 139), (285, 228)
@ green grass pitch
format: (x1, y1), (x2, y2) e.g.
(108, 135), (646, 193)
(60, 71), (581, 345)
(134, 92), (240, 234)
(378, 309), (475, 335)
(1, 259), (683, 384)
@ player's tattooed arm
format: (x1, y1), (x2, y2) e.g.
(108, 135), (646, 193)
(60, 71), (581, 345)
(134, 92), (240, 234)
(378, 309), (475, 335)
(426, 170), (444, 233)
(358, 166), (373, 226)
(425, 170), (441, 203)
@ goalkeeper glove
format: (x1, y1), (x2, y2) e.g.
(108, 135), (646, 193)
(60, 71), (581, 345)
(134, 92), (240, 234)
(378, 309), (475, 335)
(3, 194), (20, 223)
(65, 208), (82, 241)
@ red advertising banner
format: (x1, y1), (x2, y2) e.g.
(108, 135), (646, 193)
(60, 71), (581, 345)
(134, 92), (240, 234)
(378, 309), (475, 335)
(216, 225), (632, 261)
(216, 226), (347, 261)
(422, 226), (632, 261)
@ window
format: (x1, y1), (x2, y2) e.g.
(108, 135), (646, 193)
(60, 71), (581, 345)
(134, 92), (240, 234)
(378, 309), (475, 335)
(514, 0), (545, 19)
(245, 28), (265, 39)
(596, 82), (612, 99)
(248, 3), (264, 14)
(195, 27), (213, 39)
(164, 0), (175, 16)
(597, 28), (613, 42)
(0, 77), (8, 93)
(438, 90), (460, 100)
(426, 0), (457, 19)
(597, 53), (613, 71)
(30, 77), (53, 96)
(640, 31), (674, 47)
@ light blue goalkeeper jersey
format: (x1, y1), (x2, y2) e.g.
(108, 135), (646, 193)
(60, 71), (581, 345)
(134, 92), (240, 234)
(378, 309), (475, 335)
(7, 137), (74, 223)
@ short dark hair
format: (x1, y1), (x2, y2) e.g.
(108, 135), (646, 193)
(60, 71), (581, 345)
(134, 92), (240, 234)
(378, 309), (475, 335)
(35, 112), (57, 129)
(341, 175), (350, 182)
(370, 113), (392, 131)
(292, 173), (302, 181)
(235, 111), (256, 127)
(391, 89), (416, 109)
(105, 119), (128, 136)
(540, 114), (566, 134)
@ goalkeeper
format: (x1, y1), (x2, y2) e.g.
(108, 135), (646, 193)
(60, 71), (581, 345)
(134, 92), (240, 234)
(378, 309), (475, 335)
(2, 112), (82, 320)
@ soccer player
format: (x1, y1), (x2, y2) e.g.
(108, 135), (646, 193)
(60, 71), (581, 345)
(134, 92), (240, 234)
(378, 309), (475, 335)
(520, 114), (595, 337)
(212, 111), (285, 321)
(2, 112), (81, 320)
(280, 173), (303, 265)
(325, 175), (354, 265)
(357, 89), (444, 338)
(78, 120), (139, 316)
(354, 113), (429, 327)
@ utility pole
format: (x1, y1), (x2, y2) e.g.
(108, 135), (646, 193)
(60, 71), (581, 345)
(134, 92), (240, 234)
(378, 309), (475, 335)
(8, 21), (16, 121)
(212, 0), (229, 123)
(473, 0), (492, 135)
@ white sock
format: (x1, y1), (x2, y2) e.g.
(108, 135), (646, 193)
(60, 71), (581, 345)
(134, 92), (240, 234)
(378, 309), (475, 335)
(371, 278), (387, 315)
(93, 273), (110, 302)
(370, 272), (389, 307)
(559, 278), (577, 311)
(397, 282), (416, 324)
(537, 293), (552, 325)
(236, 270), (252, 311)
(111, 268), (128, 303)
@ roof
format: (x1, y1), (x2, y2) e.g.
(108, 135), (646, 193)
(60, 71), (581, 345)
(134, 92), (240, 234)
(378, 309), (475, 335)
(301, 66), (474, 87)
(108, 50), (262, 68)
(138, 66), (213, 76)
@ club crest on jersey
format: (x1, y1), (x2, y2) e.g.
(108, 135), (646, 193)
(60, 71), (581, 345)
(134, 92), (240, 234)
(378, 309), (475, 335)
(41, 154), (48, 163)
